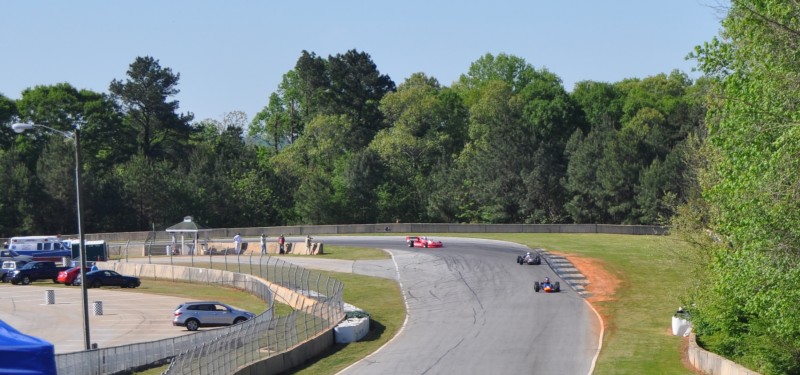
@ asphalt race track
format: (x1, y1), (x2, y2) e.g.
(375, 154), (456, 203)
(313, 236), (601, 375)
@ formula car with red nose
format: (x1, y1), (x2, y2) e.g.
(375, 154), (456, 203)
(534, 277), (561, 293)
(405, 236), (443, 248)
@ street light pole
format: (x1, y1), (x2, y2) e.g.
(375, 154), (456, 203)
(12, 122), (92, 351)
(72, 128), (91, 350)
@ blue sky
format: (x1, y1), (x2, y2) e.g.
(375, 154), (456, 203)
(1, 1), (727, 123)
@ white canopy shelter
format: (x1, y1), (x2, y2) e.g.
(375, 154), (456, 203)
(165, 216), (211, 258)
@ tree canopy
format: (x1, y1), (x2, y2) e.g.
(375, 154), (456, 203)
(677, 1), (800, 373)
(1, 51), (704, 236)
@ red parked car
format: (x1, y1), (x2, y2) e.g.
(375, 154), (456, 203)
(57, 267), (89, 286)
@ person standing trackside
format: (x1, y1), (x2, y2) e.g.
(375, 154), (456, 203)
(260, 234), (267, 255)
(278, 234), (285, 254)
(305, 235), (312, 252)
(234, 233), (242, 254)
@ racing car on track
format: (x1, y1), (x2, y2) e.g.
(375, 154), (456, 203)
(534, 277), (560, 293)
(517, 252), (541, 265)
(406, 236), (443, 248)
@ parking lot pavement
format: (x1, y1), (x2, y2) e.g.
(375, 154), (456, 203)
(0, 283), (195, 353)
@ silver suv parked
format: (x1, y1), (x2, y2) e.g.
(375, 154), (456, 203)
(172, 301), (255, 331)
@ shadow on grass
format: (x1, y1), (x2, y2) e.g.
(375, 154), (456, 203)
(283, 319), (387, 374)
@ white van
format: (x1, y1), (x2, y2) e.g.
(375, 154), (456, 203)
(7, 236), (71, 252)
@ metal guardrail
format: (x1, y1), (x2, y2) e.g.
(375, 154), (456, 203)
(54, 256), (344, 375)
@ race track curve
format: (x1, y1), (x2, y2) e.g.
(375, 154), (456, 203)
(313, 236), (601, 375)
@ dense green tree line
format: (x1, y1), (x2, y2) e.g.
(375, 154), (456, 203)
(677, 1), (800, 373)
(0, 50), (705, 237)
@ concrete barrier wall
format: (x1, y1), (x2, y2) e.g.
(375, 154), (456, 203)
(687, 335), (761, 375)
(233, 330), (335, 375)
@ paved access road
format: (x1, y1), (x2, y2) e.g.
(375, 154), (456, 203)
(305, 236), (602, 375)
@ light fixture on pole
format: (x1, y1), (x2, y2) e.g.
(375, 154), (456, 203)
(12, 122), (92, 351)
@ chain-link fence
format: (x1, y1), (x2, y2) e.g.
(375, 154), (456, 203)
(54, 256), (344, 375)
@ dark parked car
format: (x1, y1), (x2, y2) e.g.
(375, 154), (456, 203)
(10, 261), (70, 285)
(74, 270), (141, 288)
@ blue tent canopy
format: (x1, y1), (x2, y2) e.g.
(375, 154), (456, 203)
(0, 320), (56, 375)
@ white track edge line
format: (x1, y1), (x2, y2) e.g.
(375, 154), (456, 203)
(335, 249), (409, 375)
(585, 298), (605, 375)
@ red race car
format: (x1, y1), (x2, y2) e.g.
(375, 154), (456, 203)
(406, 236), (443, 248)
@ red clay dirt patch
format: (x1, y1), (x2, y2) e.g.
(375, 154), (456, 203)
(549, 251), (621, 305)
(549, 251), (622, 339)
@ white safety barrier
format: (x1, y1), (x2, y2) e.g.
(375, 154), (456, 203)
(334, 317), (370, 344)
(672, 307), (691, 337)
(45, 290), (55, 305)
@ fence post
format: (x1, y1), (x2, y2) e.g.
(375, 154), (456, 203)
(258, 254), (264, 278)
(315, 273), (322, 300)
